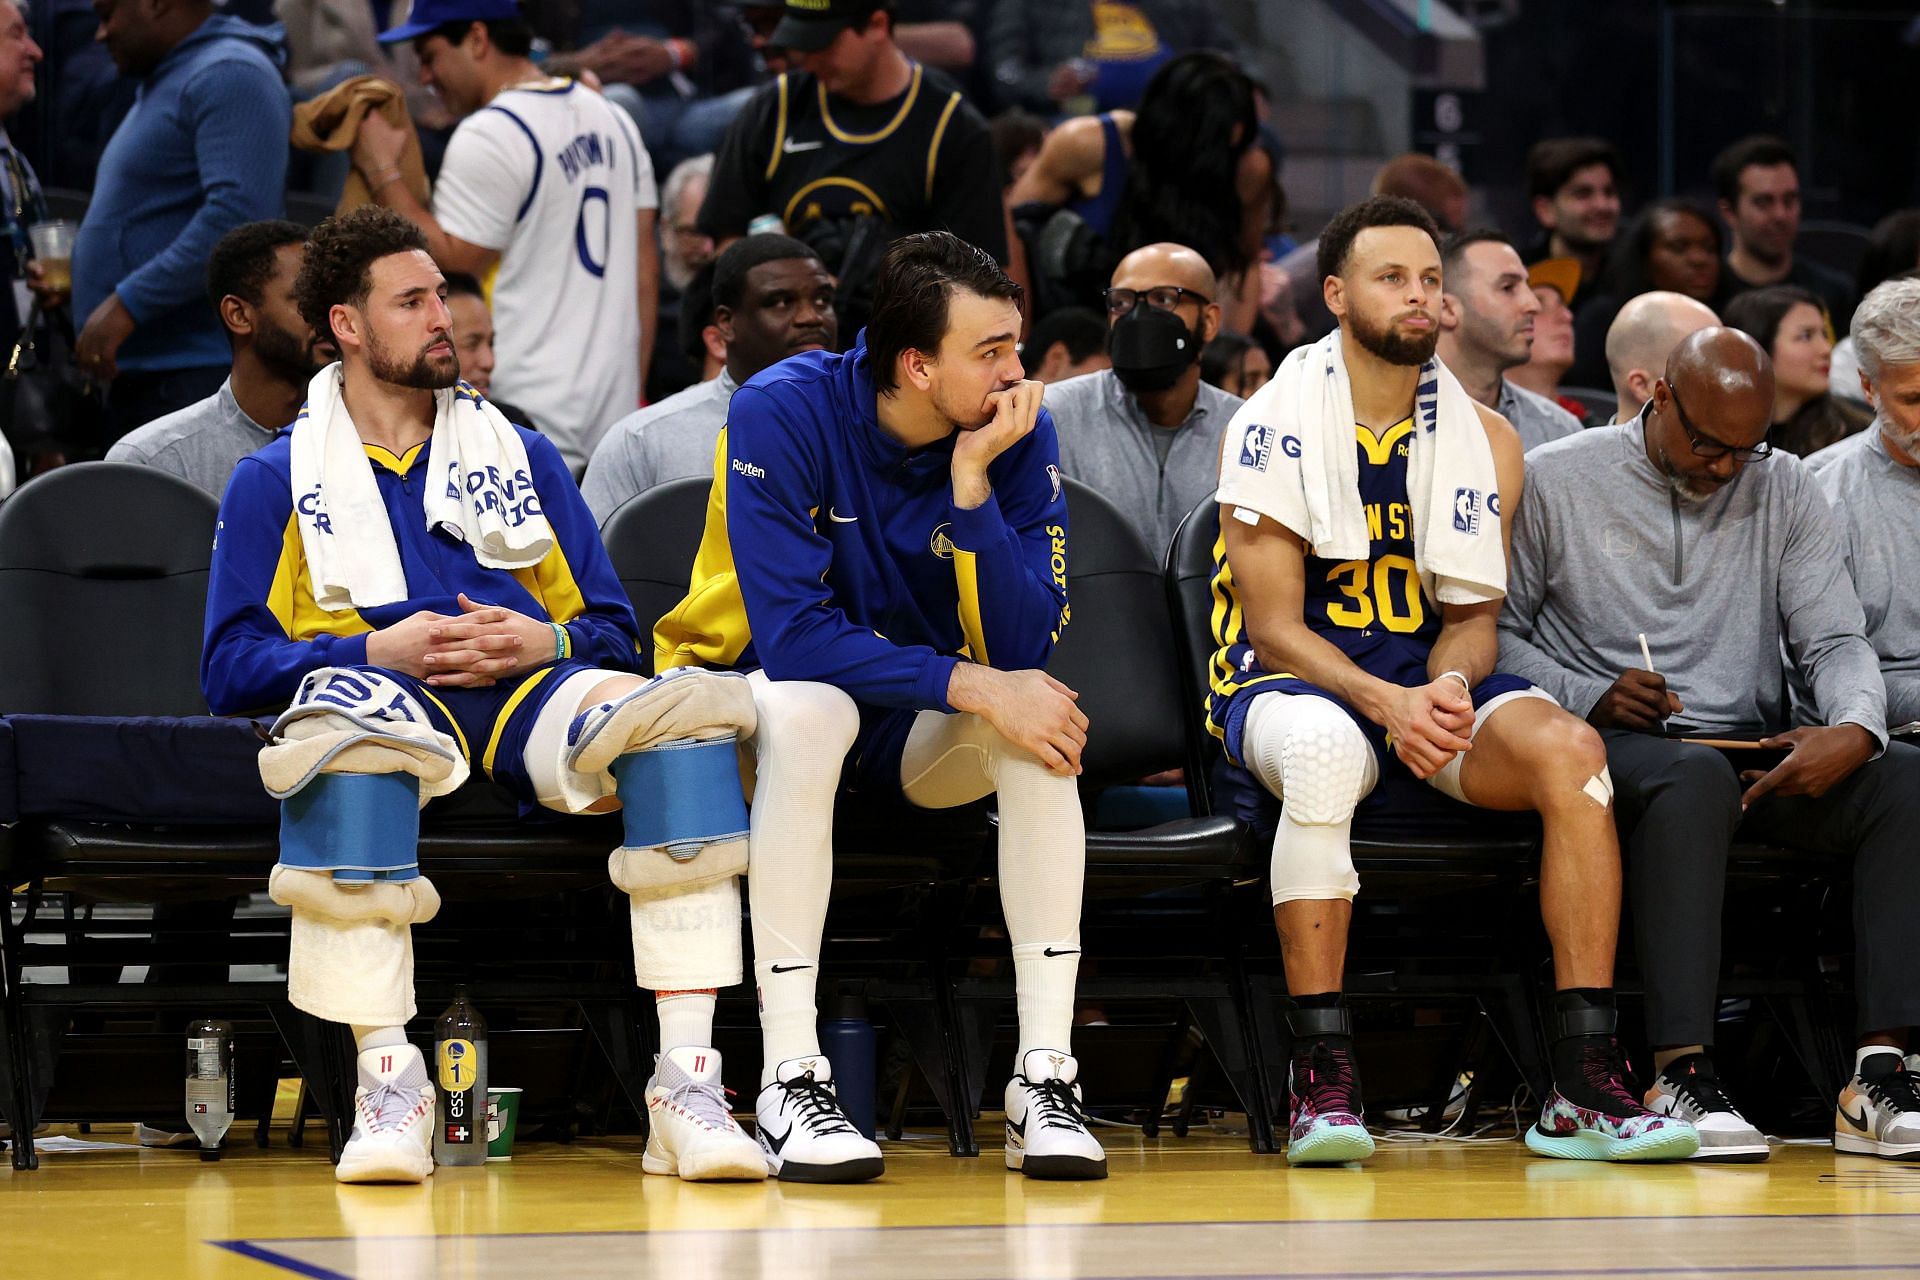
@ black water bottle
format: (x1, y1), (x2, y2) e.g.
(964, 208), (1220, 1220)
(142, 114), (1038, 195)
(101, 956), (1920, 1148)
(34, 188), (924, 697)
(819, 987), (876, 1139)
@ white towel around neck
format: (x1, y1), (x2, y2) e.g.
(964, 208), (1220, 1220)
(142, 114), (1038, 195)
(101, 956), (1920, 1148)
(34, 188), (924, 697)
(290, 365), (554, 612)
(1215, 330), (1508, 605)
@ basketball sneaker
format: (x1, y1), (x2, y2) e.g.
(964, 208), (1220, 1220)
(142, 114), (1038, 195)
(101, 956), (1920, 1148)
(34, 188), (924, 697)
(641, 1046), (767, 1181)
(1644, 1053), (1769, 1162)
(1527, 1036), (1697, 1162)
(1285, 1003), (1374, 1165)
(1834, 1051), (1920, 1160)
(1004, 1049), (1108, 1180)
(753, 1056), (884, 1183)
(335, 1044), (435, 1184)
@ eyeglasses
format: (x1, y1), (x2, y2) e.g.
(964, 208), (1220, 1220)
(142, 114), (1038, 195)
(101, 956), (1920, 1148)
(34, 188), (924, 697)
(1103, 285), (1210, 317)
(1667, 384), (1772, 461)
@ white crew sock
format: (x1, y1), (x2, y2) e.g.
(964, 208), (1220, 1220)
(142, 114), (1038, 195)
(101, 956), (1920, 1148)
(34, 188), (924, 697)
(755, 959), (821, 1085)
(654, 990), (717, 1053)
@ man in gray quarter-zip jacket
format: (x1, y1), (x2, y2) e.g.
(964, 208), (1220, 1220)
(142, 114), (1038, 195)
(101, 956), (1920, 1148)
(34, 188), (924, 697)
(1501, 326), (1920, 1164)
(1047, 243), (1242, 560)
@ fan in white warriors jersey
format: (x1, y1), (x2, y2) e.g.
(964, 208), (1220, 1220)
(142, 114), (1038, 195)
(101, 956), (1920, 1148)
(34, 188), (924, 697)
(353, 0), (659, 472)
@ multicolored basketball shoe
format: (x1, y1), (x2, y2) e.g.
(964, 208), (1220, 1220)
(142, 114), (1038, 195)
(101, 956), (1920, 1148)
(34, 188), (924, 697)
(1833, 1051), (1920, 1161)
(1285, 1003), (1375, 1165)
(1528, 1037), (1698, 1162)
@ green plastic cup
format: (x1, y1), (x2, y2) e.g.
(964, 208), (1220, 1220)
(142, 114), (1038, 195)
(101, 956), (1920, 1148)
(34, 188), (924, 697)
(486, 1087), (522, 1159)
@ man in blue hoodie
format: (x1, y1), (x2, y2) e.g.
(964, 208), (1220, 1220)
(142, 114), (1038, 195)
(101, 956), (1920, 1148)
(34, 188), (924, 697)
(72, 0), (291, 441)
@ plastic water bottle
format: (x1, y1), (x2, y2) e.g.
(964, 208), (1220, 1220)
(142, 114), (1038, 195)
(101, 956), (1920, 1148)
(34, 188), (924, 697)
(433, 988), (488, 1167)
(747, 213), (787, 237)
(819, 988), (876, 1139)
(184, 1019), (234, 1161)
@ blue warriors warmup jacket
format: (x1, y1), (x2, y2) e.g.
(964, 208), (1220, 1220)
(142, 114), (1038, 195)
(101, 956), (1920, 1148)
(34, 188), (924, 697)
(203, 423), (643, 716)
(654, 335), (1070, 711)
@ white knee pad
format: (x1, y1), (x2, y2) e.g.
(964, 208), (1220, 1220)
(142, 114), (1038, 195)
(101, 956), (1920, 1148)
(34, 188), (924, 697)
(269, 866), (441, 1026)
(1244, 695), (1372, 905)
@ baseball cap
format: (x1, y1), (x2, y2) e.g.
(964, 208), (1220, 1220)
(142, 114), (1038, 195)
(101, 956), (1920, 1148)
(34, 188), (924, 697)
(1527, 257), (1582, 304)
(379, 0), (522, 45)
(770, 0), (885, 53)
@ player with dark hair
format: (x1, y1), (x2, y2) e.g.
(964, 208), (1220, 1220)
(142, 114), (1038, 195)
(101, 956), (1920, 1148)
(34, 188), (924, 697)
(206, 205), (766, 1186)
(1211, 195), (1697, 1165)
(658, 230), (1104, 1182)
(108, 220), (331, 496)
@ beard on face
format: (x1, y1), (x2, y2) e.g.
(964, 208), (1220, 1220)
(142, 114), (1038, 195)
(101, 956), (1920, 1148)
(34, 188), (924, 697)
(255, 317), (333, 384)
(1348, 302), (1439, 367)
(367, 325), (460, 390)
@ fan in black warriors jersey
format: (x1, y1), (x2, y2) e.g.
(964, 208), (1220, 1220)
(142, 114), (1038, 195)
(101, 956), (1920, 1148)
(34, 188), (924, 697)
(698, 0), (1007, 331)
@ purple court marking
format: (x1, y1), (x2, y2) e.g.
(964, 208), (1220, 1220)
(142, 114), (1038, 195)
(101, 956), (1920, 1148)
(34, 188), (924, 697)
(211, 1239), (355, 1280)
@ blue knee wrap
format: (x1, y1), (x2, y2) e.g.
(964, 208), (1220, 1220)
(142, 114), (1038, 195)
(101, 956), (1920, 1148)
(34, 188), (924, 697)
(611, 737), (750, 860)
(278, 773), (422, 883)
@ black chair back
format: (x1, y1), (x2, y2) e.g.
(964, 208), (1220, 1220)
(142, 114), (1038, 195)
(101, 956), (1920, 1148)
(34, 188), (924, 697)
(1558, 385), (1617, 424)
(0, 463), (218, 715)
(1047, 479), (1186, 790)
(600, 476), (712, 674)
(1165, 496), (1226, 807)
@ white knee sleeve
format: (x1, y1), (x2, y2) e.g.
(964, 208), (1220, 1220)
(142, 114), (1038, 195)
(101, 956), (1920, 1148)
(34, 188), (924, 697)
(1243, 694), (1374, 905)
(269, 867), (441, 1026)
(743, 675), (859, 963)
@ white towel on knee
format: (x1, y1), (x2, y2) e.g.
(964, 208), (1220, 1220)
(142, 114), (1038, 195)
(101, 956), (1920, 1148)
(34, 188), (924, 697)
(290, 364), (554, 611)
(1216, 330), (1507, 605)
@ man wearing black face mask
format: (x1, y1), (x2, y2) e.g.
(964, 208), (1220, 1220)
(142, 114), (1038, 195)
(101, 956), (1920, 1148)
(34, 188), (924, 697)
(1045, 242), (1237, 557)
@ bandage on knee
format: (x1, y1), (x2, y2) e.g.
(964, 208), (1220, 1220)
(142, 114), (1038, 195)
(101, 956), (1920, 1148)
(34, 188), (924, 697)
(1582, 767), (1614, 809)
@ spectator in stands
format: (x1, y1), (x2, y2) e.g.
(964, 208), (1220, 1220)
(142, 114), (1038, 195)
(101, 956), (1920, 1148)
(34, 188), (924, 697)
(1724, 285), (1871, 457)
(107, 221), (330, 496)
(1832, 214), (1920, 407)
(582, 234), (835, 524)
(1023, 305), (1108, 384)
(677, 261), (725, 383)
(1201, 331), (1271, 399)
(542, 2), (758, 177)
(651, 154), (719, 399)
(277, 0), (447, 199)
(989, 108), (1047, 189)
(1506, 259), (1589, 422)
(439, 272), (541, 432)
(1569, 199), (1727, 390)
(1272, 153), (1470, 345)
(1212, 195), (1683, 1167)
(984, 0), (1229, 116)
(1502, 325), (1920, 1164)
(1602, 290), (1718, 425)
(1523, 138), (1622, 313)
(657, 231), (1106, 1183)
(69, 0), (291, 439)
(352, 0), (659, 472)
(1713, 134), (1855, 329)
(698, 0), (1007, 337)
(1047, 242), (1236, 559)
(1434, 230), (1583, 453)
(0, 0), (48, 480)
(1811, 278), (1920, 728)
(206, 205), (766, 1187)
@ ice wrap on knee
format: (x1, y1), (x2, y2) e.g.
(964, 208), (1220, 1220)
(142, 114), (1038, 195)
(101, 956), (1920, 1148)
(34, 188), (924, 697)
(564, 667), (757, 989)
(260, 668), (466, 1026)
(260, 668), (468, 883)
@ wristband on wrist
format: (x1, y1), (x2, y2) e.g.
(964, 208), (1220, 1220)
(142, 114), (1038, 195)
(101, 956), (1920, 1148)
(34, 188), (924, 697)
(1437, 670), (1471, 692)
(550, 622), (570, 661)
(667, 37), (695, 72)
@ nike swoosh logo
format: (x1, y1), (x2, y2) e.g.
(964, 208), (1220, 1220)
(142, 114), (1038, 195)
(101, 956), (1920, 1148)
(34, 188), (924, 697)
(1007, 1115), (1026, 1140)
(783, 138), (824, 154)
(770, 963), (813, 974)
(1043, 947), (1080, 958)
(828, 509), (857, 523)
(1840, 1103), (1871, 1132)
(762, 1123), (790, 1154)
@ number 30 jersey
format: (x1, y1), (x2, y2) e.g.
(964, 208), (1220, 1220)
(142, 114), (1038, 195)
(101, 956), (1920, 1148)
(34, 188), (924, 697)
(433, 79), (657, 472)
(1207, 417), (1441, 722)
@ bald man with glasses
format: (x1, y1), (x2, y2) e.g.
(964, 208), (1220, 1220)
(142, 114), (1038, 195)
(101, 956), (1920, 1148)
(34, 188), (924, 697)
(1498, 325), (1920, 1163)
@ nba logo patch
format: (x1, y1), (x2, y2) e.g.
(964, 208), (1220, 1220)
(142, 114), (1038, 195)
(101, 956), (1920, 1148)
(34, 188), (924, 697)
(1045, 463), (1062, 502)
(1240, 424), (1276, 471)
(1452, 487), (1482, 535)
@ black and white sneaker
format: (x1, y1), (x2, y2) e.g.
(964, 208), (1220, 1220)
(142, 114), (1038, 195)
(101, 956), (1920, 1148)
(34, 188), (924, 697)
(1643, 1054), (1770, 1162)
(753, 1057), (884, 1183)
(1835, 1051), (1920, 1161)
(1004, 1049), (1107, 1180)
